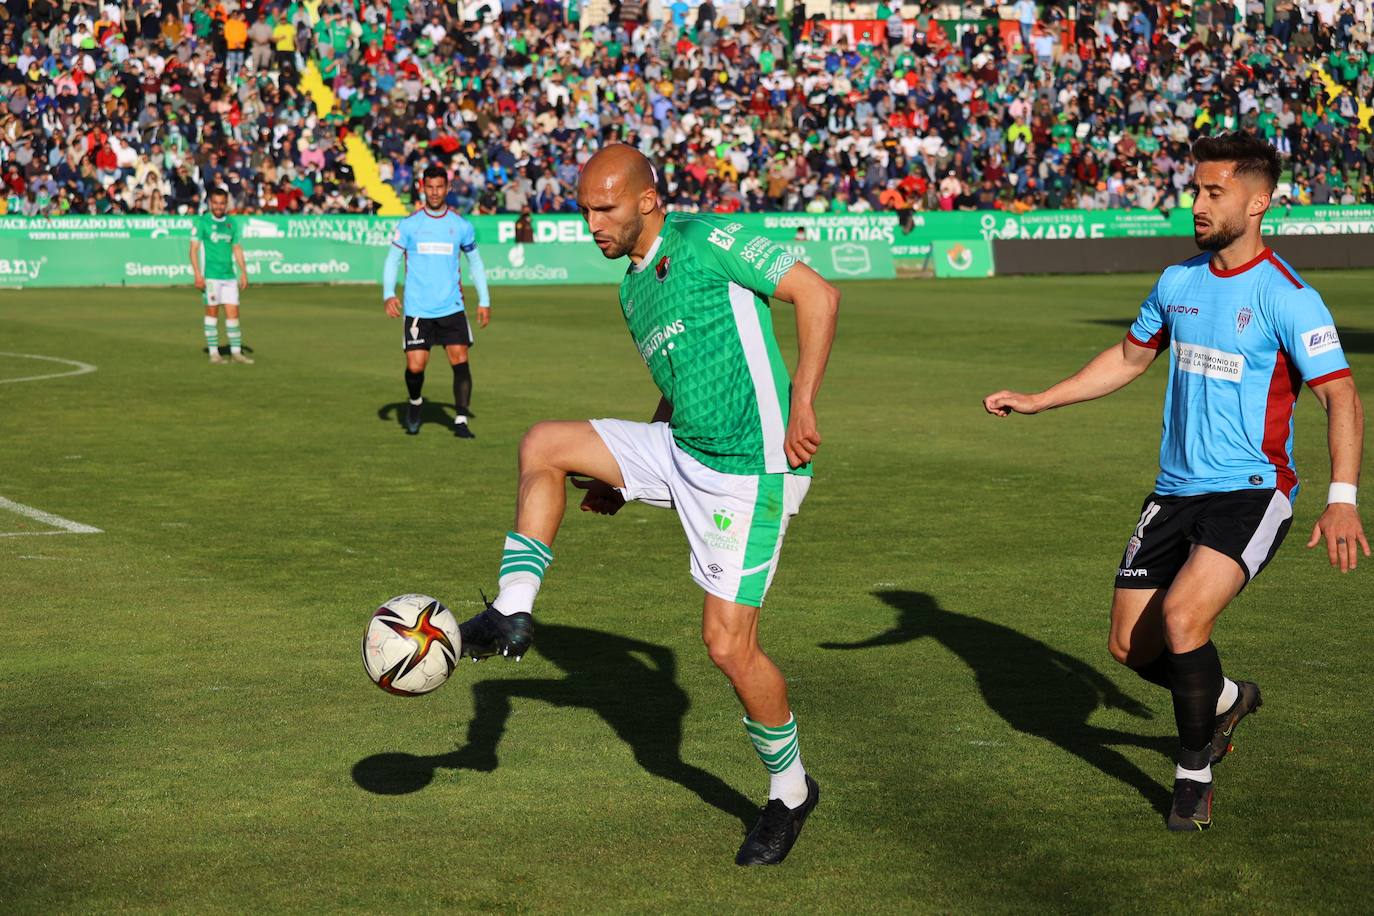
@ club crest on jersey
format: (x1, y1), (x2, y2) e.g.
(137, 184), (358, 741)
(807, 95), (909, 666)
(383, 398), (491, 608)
(1236, 307), (1253, 335)
(655, 255), (671, 282)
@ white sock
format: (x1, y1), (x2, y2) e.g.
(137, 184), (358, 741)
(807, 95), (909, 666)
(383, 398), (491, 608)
(744, 714), (810, 809)
(408, 397), (422, 406)
(1176, 762), (1212, 783)
(455, 414), (468, 424)
(771, 755), (809, 809)
(492, 578), (539, 616)
(1215, 677), (1238, 716)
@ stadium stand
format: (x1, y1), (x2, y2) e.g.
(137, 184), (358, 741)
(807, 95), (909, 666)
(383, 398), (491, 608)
(1, 0), (1372, 217)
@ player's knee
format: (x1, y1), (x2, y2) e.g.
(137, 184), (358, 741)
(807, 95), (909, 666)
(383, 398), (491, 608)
(702, 628), (755, 679)
(518, 422), (560, 469)
(1107, 633), (1133, 666)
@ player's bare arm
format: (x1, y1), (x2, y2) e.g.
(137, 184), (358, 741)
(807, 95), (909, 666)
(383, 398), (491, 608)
(772, 264), (839, 468)
(1305, 374), (1368, 572)
(234, 244), (248, 290)
(575, 397), (672, 515)
(983, 335), (1160, 417)
(189, 239), (205, 290)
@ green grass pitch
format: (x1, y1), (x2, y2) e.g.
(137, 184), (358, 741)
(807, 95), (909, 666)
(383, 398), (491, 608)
(1, 271), (1372, 913)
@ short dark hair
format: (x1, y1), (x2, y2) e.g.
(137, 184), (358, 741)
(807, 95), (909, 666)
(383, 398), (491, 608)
(208, 186), (229, 199)
(422, 165), (448, 182)
(1192, 132), (1282, 190)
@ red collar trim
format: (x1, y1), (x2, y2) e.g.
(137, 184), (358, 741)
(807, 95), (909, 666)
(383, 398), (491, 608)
(1209, 247), (1271, 278)
(419, 207), (450, 219)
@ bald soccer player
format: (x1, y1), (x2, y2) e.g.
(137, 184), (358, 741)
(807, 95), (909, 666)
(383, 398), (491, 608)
(456, 145), (840, 865)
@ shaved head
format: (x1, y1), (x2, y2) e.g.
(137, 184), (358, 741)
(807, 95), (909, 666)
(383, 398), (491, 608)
(576, 144), (662, 261)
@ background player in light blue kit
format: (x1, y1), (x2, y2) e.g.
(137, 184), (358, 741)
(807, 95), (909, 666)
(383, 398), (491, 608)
(984, 133), (1366, 832)
(383, 166), (491, 438)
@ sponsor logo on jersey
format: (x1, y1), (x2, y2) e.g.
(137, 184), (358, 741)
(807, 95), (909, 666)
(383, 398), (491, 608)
(708, 228), (737, 251)
(635, 319), (686, 363)
(1174, 341), (1244, 382)
(1302, 325), (1341, 357)
(1236, 307), (1253, 335)
(655, 255), (671, 282)
(1166, 304), (1200, 316)
(1249, 475), (1264, 485)
(417, 241), (455, 255)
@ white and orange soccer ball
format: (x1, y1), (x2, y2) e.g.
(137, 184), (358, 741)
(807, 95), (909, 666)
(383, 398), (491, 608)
(362, 594), (462, 696)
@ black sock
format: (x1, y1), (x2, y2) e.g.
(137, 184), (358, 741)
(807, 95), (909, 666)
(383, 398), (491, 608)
(452, 362), (472, 417)
(1129, 654), (1173, 690)
(1166, 641), (1223, 758)
(405, 369), (424, 401)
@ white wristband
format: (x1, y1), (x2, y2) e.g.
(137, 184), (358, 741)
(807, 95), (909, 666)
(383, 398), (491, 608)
(1328, 482), (1358, 506)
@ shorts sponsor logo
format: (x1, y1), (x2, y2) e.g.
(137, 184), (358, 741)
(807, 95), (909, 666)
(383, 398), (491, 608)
(1302, 325), (1341, 357)
(1236, 307), (1253, 335)
(703, 508), (741, 551)
(1174, 341), (1244, 382)
(1117, 568), (1150, 578)
(417, 241), (455, 255)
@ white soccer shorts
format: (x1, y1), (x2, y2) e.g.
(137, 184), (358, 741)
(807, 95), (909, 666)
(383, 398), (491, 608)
(590, 419), (810, 607)
(204, 278), (240, 306)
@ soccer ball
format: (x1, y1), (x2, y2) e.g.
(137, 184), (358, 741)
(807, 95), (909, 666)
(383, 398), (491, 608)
(362, 594), (462, 696)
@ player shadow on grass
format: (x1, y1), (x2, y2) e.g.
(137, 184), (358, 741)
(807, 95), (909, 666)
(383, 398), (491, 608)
(351, 623), (759, 829)
(822, 590), (1175, 817)
(376, 401), (468, 430)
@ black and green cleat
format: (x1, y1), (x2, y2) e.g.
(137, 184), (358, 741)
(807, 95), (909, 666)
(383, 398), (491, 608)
(458, 600), (532, 661)
(735, 775), (820, 866)
(1167, 778), (1213, 832)
(1212, 680), (1263, 765)
(404, 402), (421, 435)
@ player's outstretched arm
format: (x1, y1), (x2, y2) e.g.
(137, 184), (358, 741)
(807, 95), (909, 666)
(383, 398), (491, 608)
(1305, 375), (1368, 572)
(772, 263), (839, 469)
(984, 336), (1159, 417)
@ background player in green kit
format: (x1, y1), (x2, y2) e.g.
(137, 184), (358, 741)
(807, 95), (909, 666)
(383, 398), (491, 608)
(456, 145), (840, 866)
(190, 187), (251, 365)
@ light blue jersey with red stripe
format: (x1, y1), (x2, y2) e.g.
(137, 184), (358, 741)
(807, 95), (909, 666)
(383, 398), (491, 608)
(1128, 247), (1352, 500)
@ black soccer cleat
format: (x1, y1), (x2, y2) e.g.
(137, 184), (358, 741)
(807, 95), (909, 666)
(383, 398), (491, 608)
(1167, 778), (1213, 832)
(453, 419), (475, 439)
(1211, 680), (1262, 765)
(735, 775), (819, 866)
(458, 600), (532, 661)
(405, 401), (422, 435)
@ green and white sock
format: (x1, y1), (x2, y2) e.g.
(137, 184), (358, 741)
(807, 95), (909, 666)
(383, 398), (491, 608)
(226, 318), (242, 354)
(745, 713), (809, 809)
(204, 317), (219, 356)
(492, 531), (552, 616)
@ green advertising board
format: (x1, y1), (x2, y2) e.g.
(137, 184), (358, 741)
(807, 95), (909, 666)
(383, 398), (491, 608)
(932, 239), (995, 278)
(1, 207), (1370, 288)
(0, 216), (894, 288)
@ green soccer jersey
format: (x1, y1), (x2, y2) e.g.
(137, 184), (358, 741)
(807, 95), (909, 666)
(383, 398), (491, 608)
(192, 214), (239, 280)
(618, 213), (808, 477)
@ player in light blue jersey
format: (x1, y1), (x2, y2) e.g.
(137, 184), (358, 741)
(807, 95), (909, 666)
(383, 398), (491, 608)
(984, 133), (1366, 832)
(384, 166), (491, 438)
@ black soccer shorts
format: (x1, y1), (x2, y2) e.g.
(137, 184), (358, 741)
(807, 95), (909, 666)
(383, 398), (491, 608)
(1114, 488), (1294, 590)
(402, 310), (473, 351)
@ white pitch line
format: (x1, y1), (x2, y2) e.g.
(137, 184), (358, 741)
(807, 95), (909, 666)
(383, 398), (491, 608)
(0, 496), (102, 535)
(0, 352), (98, 385)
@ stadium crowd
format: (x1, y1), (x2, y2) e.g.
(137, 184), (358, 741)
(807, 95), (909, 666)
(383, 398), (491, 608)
(2, 0), (1374, 217)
